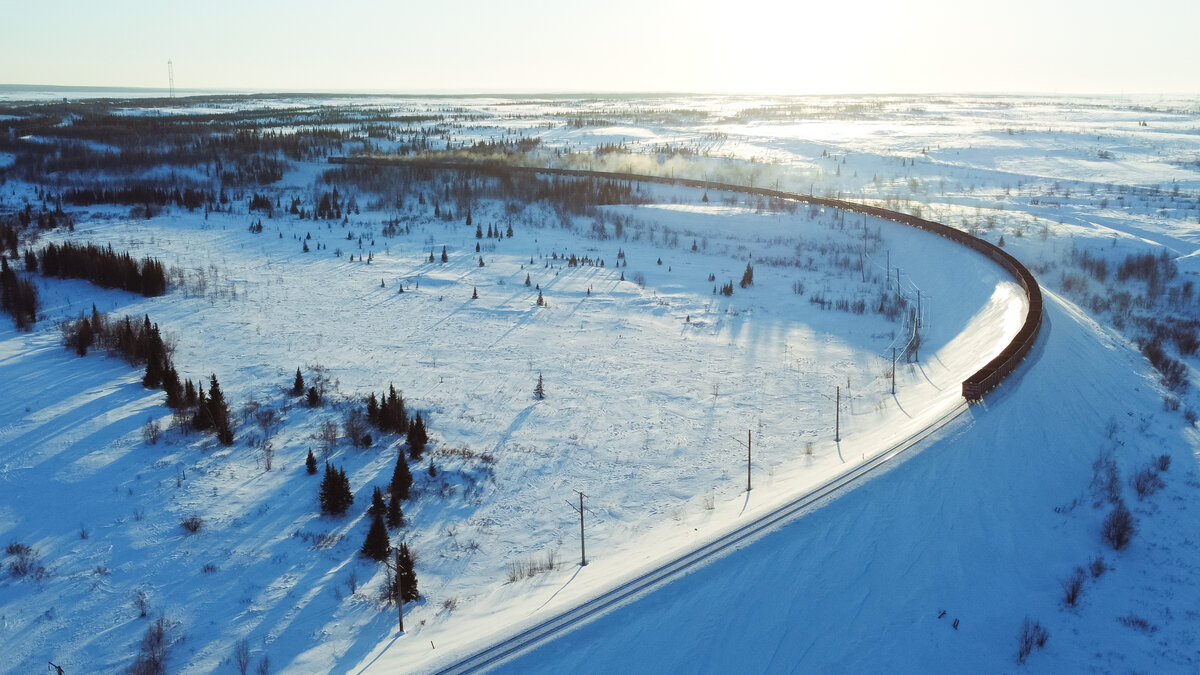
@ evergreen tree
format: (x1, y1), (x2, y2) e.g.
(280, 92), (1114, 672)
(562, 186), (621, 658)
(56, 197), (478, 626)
(319, 462), (354, 515)
(369, 485), (387, 516)
(361, 511), (390, 561)
(162, 365), (183, 409)
(397, 543), (418, 602)
(472, 286), (478, 299)
(385, 385), (406, 433)
(291, 368), (304, 395)
(506, 223), (514, 238)
(386, 493), (404, 529)
(366, 393), (380, 427)
(142, 326), (164, 389)
(536, 290), (544, 306)
(184, 379), (197, 407)
(475, 223), (482, 239)
(73, 315), (94, 356)
(307, 386), (320, 407)
(390, 451), (413, 503)
(406, 413), (428, 460)
(306, 449), (317, 475)
(440, 246), (448, 263)
(524, 273), (531, 287)
(534, 373), (545, 400)
(739, 261), (754, 288)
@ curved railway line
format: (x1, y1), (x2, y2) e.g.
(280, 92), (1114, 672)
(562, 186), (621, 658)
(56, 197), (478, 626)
(329, 156), (1045, 673)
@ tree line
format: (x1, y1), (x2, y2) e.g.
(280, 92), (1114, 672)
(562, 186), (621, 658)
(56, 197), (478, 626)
(34, 241), (167, 297)
(0, 257), (38, 330)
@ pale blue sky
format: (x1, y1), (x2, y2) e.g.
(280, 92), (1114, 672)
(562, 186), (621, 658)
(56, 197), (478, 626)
(2, 0), (1197, 94)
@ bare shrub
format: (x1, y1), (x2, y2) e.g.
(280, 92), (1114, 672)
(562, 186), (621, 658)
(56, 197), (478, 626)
(180, 516), (203, 533)
(6, 542), (46, 579)
(1016, 617), (1049, 664)
(133, 589), (149, 617)
(1117, 614), (1157, 634)
(319, 420), (338, 458)
(1131, 467), (1164, 500)
(1061, 566), (1086, 607)
(345, 569), (358, 595)
(1155, 454), (1171, 472)
(506, 549), (558, 582)
(256, 655), (270, 675)
(234, 638), (250, 675)
(1090, 452), (1120, 505)
(143, 418), (162, 445)
(442, 597), (459, 612)
(1101, 501), (1135, 551)
(128, 617), (169, 675)
(1088, 556), (1107, 578)
(201, 563), (218, 574)
(343, 408), (368, 448)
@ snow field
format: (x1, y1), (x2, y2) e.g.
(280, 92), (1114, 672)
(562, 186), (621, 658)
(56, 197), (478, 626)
(1, 174), (1021, 673)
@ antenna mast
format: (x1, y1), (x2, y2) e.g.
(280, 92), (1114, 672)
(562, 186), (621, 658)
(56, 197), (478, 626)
(167, 60), (175, 98)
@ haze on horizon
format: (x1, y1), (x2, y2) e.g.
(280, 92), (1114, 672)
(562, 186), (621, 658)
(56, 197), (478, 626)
(4, 0), (1198, 96)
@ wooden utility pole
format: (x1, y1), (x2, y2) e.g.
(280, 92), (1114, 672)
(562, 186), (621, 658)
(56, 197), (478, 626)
(892, 347), (897, 395)
(568, 490), (588, 566)
(747, 429), (752, 493)
(384, 549), (405, 633)
(835, 386), (841, 442)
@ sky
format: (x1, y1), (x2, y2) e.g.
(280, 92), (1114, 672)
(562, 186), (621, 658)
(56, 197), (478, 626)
(2, 0), (1198, 95)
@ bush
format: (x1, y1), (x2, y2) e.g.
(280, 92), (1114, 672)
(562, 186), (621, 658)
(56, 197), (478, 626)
(180, 516), (203, 533)
(1016, 617), (1049, 664)
(6, 542), (46, 579)
(1131, 467), (1164, 500)
(127, 617), (169, 675)
(1088, 556), (1107, 578)
(1101, 501), (1135, 551)
(1155, 454), (1171, 472)
(1061, 566), (1086, 607)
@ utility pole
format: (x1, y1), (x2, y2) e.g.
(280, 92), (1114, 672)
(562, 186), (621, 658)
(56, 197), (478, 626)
(892, 347), (897, 395)
(747, 429), (752, 493)
(383, 549), (405, 633)
(567, 490), (588, 566)
(167, 60), (175, 99)
(835, 386), (841, 442)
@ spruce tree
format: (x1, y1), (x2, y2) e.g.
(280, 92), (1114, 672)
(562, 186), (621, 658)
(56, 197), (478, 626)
(142, 327), (164, 389)
(390, 451), (413, 503)
(440, 246), (448, 263)
(407, 413), (427, 460)
(306, 449), (317, 475)
(74, 315), (94, 356)
(367, 393), (380, 427)
(385, 385), (406, 433)
(163, 365), (183, 409)
(184, 379), (198, 407)
(534, 373), (545, 400)
(361, 512), (390, 561)
(386, 493), (404, 529)
(319, 462), (354, 515)
(291, 368), (304, 395)
(397, 543), (418, 602)
(369, 485), (386, 516)
(206, 374), (234, 445)
(307, 386), (320, 407)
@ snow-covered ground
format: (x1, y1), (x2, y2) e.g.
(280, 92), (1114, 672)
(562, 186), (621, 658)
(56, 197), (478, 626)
(1, 93), (1199, 673)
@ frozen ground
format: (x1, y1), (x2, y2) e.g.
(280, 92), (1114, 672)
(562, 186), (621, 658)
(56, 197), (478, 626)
(1, 93), (1198, 672)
